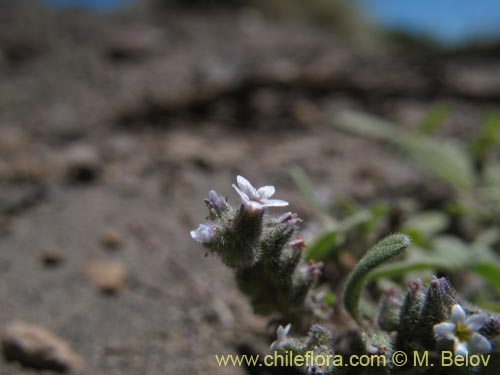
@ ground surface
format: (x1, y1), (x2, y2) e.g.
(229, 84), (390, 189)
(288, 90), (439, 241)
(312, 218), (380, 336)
(1, 2), (500, 375)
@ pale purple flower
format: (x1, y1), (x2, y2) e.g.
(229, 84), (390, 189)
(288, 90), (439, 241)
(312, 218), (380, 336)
(270, 323), (291, 351)
(290, 237), (306, 252)
(190, 224), (216, 244)
(232, 175), (288, 211)
(434, 304), (491, 357)
(205, 190), (228, 214)
(307, 365), (325, 375)
(299, 261), (323, 279)
(276, 212), (301, 225)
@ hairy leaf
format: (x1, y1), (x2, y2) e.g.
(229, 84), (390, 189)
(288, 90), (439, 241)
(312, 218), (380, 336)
(343, 233), (411, 323)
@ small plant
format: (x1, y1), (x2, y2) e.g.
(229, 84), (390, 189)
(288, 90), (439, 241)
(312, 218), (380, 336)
(191, 176), (322, 324)
(191, 175), (500, 374)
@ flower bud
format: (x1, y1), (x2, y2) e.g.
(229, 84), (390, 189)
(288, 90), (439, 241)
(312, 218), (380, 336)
(190, 224), (216, 244)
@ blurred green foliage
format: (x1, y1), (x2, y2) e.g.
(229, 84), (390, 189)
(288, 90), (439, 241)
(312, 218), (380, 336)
(290, 108), (500, 313)
(327, 108), (500, 309)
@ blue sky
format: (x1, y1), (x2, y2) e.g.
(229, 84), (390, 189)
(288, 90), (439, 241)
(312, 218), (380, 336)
(43, 0), (129, 11)
(360, 0), (500, 44)
(43, 0), (500, 45)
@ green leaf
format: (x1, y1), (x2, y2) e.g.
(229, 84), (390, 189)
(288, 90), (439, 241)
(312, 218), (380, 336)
(470, 112), (500, 162)
(332, 111), (475, 191)
(324, 291), (337, 307)
(343, 234), (411, 324)
(368, 237), (471, 280)
(305, 230), (342, 261)
(478, 186), (500, 211)
(366, 234), (500, 298)
(474, 228), (500, 247)
(483, 162), (500, 186)
(473, 301), (500, 313)
(419, 104), (450, 135)
(368, 259), (451, 281)
(432, 236), (470, 268)
(338, 209), (373, 232)
(402, 211), (449, 243)
(474, 263), (500, 295)
(305, 210), (373, 261)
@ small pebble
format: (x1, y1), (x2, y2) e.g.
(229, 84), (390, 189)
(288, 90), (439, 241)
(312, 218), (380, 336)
(39, 249), (65, 268)
(2, 321), (84, 373)
(101, 229), (124, 250)
(84, 260), (128, 295)
(63, 143), (101, 184)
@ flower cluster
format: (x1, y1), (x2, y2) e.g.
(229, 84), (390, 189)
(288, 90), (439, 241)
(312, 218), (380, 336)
(191, 175), (320, 321)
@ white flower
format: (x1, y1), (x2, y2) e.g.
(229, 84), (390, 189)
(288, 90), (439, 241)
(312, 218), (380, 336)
(433, 304), (491, 357)
(270, 323), (291, 351)
(190, 224), (216, 244)
(232, 175), (288, 211)
(307, 365), (325, 375)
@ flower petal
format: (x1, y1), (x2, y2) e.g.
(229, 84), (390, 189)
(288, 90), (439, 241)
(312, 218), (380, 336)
(454, 341), (469, 357)
(451, 304), (466, 324)
(469, 333), (492, 354)
(270, 340), (280, 351)
(190, 224), (215, 244)
(271, 324), (291, 351)
(282, 323), (291, 337)
(233, 184), (250, 204)
(257, 185), (275, 199)
(262, 199), (289, 207)
(236, 175), (257, 197)
(276, 325), (286, 340)
(434, 322), (456, 341)
(248, 200), (264, 210)
(466, 314), (488, 332)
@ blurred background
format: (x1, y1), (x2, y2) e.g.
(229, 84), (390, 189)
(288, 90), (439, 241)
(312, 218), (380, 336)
(1, 1), (500, 374)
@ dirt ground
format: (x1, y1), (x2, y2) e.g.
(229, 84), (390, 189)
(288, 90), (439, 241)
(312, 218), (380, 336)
(1, 2), (500, 374)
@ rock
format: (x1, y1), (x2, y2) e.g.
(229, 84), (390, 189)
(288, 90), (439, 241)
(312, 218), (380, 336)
(39, 249), (65, 268)
(101, 229), (124, 250)
(84, 261), (128, 294)
(64, 143), (101, 184)
(1, 321), (83, 373)
(63, 144), (101, 184)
